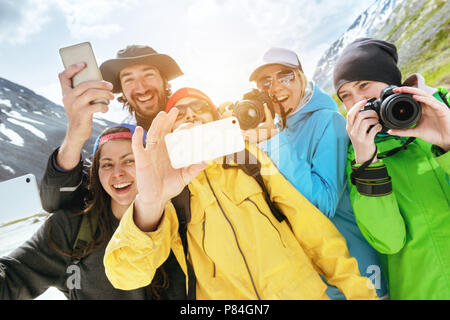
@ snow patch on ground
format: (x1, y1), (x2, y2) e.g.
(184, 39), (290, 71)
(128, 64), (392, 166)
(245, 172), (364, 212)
(0, 123), (24, 146)
(7, 118), (47, 140)
(6, 110), (45, 125)
(0, 162), (15, 174)
(0, 98), (12, 108)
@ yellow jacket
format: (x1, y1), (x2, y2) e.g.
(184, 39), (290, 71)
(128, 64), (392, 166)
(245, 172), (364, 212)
(104, 144), (378, 300)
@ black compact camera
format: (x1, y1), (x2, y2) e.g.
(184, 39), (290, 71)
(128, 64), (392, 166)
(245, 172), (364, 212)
(230, 89), (275, 130)
(361, 85), (421, 133)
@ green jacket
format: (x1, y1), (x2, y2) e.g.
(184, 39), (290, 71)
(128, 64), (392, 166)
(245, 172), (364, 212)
(347, 136), (450, 299)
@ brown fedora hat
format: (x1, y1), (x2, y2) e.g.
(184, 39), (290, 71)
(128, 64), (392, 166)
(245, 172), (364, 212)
(100, 45), (183, 93)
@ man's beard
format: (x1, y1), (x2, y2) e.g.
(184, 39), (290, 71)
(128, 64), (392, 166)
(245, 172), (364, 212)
(130, 88), (167, 117)
(129, 88), (168, 129)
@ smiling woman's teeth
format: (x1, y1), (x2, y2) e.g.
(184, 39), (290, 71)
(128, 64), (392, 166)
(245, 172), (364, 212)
(113, 182), (132, 189)
(277, 95), (288, 102)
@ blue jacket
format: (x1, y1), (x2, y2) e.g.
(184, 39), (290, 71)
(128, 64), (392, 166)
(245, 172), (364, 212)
(259, 81), (388, 299)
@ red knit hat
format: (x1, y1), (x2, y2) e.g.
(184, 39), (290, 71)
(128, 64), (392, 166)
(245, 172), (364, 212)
(166, 87), (217, 118)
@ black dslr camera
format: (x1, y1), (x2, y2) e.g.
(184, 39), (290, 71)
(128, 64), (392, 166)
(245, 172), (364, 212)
(361, 85), (421, 133)
(230, 89), (275, 130)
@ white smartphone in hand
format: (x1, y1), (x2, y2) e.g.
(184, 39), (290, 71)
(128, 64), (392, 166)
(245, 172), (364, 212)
(165, 117), (245, 169)
(59, 41), (108, 104)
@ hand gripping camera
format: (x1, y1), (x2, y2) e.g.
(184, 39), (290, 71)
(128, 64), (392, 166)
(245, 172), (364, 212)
(361, 85), (421, 133)
(230, 89), (276, 130)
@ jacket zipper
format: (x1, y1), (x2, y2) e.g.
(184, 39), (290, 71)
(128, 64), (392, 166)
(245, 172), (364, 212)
(202, 220), (216, 277)
(204, 171), (261, 300)
(244, 198), (286, 248)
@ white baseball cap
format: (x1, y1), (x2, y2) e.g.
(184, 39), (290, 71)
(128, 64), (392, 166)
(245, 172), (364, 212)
(249, 47), (302, 81)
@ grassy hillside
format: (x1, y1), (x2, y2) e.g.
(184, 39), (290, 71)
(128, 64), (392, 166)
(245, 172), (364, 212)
(376, 0), (450, 88)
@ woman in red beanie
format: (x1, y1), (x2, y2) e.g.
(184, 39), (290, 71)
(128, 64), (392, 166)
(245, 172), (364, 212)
(165, 87), (218, 129)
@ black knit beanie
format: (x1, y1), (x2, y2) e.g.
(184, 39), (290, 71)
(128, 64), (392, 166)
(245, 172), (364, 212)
(333, 38), (402, 95)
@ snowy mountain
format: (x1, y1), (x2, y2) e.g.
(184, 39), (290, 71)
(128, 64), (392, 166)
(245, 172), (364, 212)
(0, 76), (114, 184)
(313, 0), (450, 95)
(313, 0), (401, 93)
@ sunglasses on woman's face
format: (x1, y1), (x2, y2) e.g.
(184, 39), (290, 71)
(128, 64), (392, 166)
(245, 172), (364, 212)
(174, 100), (212, 120)
(257, 69), (296, 91)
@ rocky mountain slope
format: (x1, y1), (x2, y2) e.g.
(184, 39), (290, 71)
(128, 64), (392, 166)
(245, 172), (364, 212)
(0, 76), (114, 184)
(313, 0), (450, 100)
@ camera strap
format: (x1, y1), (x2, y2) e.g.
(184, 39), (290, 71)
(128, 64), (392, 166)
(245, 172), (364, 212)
(350, 148), (379, 185)
(272, 99), (292, 130)
(350, 150), (392, 197)
(378, 137), (415, 159)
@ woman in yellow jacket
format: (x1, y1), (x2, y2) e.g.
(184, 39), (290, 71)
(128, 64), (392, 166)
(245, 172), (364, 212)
(104, 88), (378, 300)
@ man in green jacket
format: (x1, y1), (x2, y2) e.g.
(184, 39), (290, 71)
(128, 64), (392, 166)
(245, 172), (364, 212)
(333, 38), (450, 299)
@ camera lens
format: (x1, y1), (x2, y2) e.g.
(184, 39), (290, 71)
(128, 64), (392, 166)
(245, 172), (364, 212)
(233, 100), (265, 130)
(381, 93), (421, 129)
(392, 101), (414, 121)
(247, 108), (257, 118)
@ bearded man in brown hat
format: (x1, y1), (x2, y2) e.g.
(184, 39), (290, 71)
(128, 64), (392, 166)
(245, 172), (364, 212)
(53, 45), (183, 172)
(101, 45), (183, 129)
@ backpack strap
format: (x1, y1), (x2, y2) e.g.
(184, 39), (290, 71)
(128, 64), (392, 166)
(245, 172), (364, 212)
(171, 186), (196, 299)
(71, 209), (99, 264)
(223, 149), (286, 222)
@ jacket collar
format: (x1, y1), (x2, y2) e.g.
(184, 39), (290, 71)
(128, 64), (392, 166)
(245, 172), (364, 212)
(402, 73), (435, 94)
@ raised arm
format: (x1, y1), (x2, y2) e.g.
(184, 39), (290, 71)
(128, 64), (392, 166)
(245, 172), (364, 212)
(104, 109), (207, 289)
(57, 63), (113, 170)
(131, 109), (207, 231)
(39, 63), (114, 211)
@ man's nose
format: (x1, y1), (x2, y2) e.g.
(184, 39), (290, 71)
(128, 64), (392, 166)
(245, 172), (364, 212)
(184, 107), (197, 121)
(134, 78), (147, 94)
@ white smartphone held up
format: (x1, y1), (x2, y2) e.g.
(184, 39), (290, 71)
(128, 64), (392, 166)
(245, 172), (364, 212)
(165, 117), (245, 169)
(0, 174), (44, 225)
(59, 41), (108, 104)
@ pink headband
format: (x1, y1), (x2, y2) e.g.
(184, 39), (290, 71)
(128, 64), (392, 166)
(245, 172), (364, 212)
(98, 132), (132, 146)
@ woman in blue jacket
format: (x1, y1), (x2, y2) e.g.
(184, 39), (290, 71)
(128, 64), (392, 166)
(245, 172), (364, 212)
(246, 47), (388, 299)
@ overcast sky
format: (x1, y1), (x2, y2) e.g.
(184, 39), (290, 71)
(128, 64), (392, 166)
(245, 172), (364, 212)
(0, 0), (375, 122)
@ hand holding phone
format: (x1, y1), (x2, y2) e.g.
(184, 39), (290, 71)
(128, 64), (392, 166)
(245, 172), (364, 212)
(57, 42), (113, 171)
(165, 117), (245, 169)
(59, 42), (109, 105)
